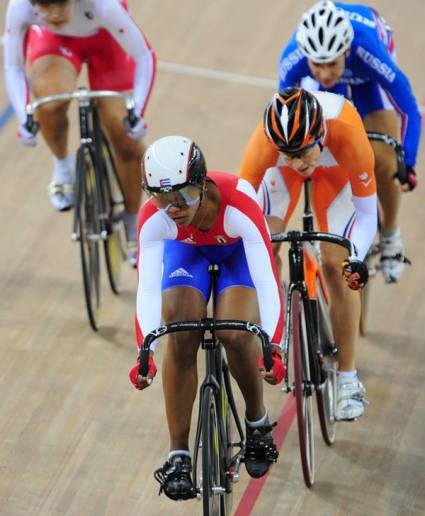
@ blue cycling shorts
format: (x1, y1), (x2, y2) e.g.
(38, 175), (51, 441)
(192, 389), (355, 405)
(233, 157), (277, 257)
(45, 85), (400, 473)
(161, 240), (255, 301)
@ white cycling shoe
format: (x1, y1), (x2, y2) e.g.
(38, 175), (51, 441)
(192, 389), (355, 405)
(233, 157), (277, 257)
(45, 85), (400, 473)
(48, 182), (74, 211)
(380, 230), (409, 283)
(336, 375), (368, 421)
(49, 155), (75, 212)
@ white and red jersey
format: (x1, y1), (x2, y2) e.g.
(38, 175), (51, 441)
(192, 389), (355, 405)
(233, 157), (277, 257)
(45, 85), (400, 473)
(135, 172), (284, 348)
(4, 0), (155, 124)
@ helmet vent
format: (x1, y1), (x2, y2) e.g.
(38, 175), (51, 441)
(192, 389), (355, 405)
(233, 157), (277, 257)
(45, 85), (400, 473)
(328, 35), (336, 50)
(318, 27), (324, 45)
(308, 36), (317, 52)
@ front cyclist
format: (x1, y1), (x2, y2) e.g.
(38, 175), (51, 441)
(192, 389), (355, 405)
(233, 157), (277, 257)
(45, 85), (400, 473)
(278, 1), (421, 282)
(129, 136), (285, 500)
(3, 0), (156, 266)
(240, 87), (377, 421)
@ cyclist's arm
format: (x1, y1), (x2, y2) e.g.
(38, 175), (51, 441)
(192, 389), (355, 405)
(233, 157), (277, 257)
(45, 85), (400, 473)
(98, 0), (155, 116)
(349, 194), (378, 261)
(352, 35), (421, 167)
(3, 1), (34, 125)
(239, 122), (280, 190)
(328, 105), (378, 260)
(225, 182), (284, 346)
(136, 208), (177, 350)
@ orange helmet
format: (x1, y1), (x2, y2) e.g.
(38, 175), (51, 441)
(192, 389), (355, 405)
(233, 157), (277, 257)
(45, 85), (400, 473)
(264, 88), (324, 154)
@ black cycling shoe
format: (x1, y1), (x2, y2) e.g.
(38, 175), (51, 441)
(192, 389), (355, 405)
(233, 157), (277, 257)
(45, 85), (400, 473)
(153, 454), (196, 501)
(244, 420), (279, 478)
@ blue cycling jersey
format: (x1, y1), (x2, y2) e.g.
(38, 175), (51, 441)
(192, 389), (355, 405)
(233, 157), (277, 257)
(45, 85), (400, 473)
(278, 2), (421, 166)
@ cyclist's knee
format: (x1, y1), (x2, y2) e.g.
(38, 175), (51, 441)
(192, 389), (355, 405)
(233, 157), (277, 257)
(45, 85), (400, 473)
(36, 99), (69, 119)
(166, 332), (199, 363)
(217, 330), (246, 352)
(373, 148), (397, 179)
(110, 130), (143, 161)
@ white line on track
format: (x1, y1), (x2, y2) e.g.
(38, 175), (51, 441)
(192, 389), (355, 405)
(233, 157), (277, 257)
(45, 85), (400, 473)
(157, 60), (276, 89)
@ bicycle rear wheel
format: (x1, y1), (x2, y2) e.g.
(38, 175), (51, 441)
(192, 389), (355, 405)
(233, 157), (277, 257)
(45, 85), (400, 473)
(201, 386), (223, 515)
(76, 146), (101, 331)
(291, 290), (315, 487)
(315, 276), (337, 446)
(99, 134), (126, 294)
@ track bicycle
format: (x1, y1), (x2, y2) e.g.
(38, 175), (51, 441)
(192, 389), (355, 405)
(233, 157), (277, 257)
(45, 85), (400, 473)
(25, 89), (139, 330)
(359, 131), (411, 335)
(138, 264), (273, 516)
(271, 180), (354, 487)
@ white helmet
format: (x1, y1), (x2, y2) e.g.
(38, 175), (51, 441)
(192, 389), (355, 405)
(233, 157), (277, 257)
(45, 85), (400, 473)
(143, 135), (207, 193)
(296, 1), (354, 63)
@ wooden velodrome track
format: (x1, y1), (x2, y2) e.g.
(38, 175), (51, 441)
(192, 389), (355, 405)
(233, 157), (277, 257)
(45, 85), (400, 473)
(0, 1), (424, 514)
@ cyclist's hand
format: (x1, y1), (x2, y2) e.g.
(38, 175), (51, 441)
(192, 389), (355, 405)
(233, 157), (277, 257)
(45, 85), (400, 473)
(394, 165), (417, 192)
(18, 124), (38, 147)
(258, 346), (285, 385)
(342, 258), (369, 290)
(129, 355), (157, 390)
(123, 114), (147, 140)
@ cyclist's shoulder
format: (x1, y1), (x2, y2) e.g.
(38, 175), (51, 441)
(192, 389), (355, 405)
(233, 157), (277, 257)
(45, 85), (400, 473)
(313, 91), (348, 121)
(209, 172), (257, 203)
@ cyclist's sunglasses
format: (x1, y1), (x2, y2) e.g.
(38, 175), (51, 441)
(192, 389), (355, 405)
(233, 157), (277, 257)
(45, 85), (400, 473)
(147, 184), (202, 210)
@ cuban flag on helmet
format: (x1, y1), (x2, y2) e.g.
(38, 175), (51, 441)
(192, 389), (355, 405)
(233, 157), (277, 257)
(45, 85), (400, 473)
(159, 178), (172, 191)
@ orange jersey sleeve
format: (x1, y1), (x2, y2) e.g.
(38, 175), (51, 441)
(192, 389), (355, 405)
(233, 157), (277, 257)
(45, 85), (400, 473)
(239, 121), (280, 190)
(325, 100), (376, 197)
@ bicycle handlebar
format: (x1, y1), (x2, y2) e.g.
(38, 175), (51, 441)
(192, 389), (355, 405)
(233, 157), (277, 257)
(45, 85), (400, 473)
(271, 230), (356, 257)
(138, 319), (274, 376)
(24, 89), (137, 135)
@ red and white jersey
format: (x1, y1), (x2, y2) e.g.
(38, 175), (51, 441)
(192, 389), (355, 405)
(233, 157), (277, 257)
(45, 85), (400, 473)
(4, 0), (155, 124)
(136, 172), (284, 347)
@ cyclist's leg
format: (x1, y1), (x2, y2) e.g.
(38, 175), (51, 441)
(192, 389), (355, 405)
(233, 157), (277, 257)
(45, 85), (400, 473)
(352, 83), (406, 282)
(154, 242), (209, 499)
(313, 169), (367, 419)
(28, 28), (80, 210)
(215, 242), (278, 477)
(88, 29), (154, 260)
(363, 109), (400, 232)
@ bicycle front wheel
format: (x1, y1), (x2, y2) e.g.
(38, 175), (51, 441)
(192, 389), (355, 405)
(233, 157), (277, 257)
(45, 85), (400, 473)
(315, 276), (337, 446)
(201, 386), (223, 515)
(291, 290), (315, 487)
(99, 136), (126, 294)
(76, 146), (101, 331)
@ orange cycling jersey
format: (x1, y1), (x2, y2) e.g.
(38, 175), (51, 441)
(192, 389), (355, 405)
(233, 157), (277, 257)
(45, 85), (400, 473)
(240, 92), (376, 198)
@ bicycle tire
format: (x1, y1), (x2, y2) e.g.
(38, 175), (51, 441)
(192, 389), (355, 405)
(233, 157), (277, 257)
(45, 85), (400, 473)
(76, 146), (101, 331)
(315, 277), (337, 446)
(201, 386), (222, 516)
(99, 134), (126, 294)
(291, 290), (315, 487)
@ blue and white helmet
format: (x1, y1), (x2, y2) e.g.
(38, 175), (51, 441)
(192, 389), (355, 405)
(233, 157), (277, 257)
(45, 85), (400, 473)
(296, 1), (354, 63)
(143, 135), (207, 193)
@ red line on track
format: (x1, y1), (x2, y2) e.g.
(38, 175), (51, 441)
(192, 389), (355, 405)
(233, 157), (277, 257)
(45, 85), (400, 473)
(233, 396), (297, 516)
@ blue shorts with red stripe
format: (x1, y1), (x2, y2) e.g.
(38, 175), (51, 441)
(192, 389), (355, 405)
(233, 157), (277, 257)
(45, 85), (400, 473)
(161, 240), (255, 300)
